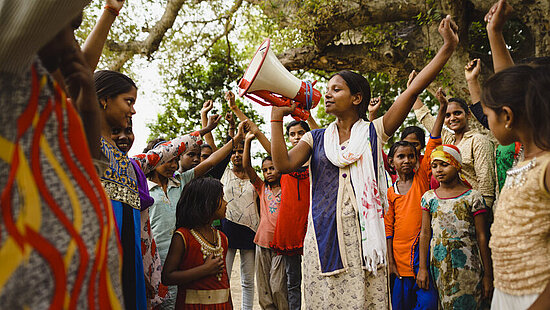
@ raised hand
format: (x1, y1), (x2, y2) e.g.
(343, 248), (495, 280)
(204, 114), (222, 132)
(464, 59), (481, 82)
(438, 15), (459, 48)
(435, 87), (448, 111)
(485, 0), (513, 33)
(201, 100), (214, 115)
(234, 119), (249, 142)
(271, 102), (297, 121)
(245, 131), (255, 141)
(105, 0), (125, 13)
(225, 91), (237, 110)
(369, 96), (382, 115)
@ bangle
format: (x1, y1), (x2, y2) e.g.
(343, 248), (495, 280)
(230, 138), (234, 149)
(104, 5), (119, 16)
(271, 119), (283, 123)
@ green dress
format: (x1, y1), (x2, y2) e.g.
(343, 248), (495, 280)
(421, 189), (487, 309)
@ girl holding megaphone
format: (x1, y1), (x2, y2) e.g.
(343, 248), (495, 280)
(269, 15), (460, 309)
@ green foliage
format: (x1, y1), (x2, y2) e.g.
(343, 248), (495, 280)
(147, 39), (264, 144)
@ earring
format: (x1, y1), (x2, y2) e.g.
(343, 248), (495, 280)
(505, 124), (511, 130)
(103, 104), (107, 110)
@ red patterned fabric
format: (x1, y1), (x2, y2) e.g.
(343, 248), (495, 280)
(0, 62), (123, 308)
(270, 169), (310, 255)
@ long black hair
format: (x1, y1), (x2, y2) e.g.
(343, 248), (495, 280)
(176, 177), (224, 229)
(94, 70), (137, 104)
(482, 64), (550, 150)
(331, 70), (371, 120)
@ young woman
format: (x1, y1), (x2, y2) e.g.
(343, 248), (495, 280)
(270, 16), (459, 308)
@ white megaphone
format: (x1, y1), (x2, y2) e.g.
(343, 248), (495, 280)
(238, 38), (321, 121)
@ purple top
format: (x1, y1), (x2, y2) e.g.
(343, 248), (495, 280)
(130, 158), (154, 210)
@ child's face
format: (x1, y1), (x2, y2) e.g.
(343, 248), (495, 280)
(431, 159), (459, 184)
(287, 124), (307, 147)
(324, 75), (359, 116)
(402, 133), (423, 154)
(200, 147), (213, 163)
(180, 145), (201, 171)
(262, 160), (281, 185)
(111, 125), (135, 153)
(444, 102), (468, 132)
(481, 102), (515, 146)
(155, 157), (179, 178)
(213, 198), (228, 220)
(391, 146), (417, 176)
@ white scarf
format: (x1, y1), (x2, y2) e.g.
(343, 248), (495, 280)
(323, 119), (387, 274)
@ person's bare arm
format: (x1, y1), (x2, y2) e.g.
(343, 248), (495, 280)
(242, 131), (262, 185)
(307, 114), (320, 130)
(60, 39), (101, 159)
(271, 104), (312, 173)
(474, 212), (494, 300)
(81, 0), (125, 71)
(464, 59), (482, 104)
(368, 96), (381, 122)
(485, 0), (515, 72)
(383, 15), (458, 137)
(200, 100), (218, 151)
(193, 120), (246, 177)
(416, 209), (432, 290)
(432, 88), (448, 138)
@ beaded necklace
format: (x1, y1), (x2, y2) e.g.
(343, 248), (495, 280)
(190, 228), (224, 281)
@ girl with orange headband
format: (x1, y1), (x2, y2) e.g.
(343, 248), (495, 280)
(417, 144), (493, 309)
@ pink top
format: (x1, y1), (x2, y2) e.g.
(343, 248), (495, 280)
(252, 178), (282, 248)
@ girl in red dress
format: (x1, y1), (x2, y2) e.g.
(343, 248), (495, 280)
(162, 177), (233, 309)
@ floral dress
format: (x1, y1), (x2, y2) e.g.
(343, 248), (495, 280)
(421, 189), (487, 309)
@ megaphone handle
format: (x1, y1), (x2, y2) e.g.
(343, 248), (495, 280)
(291, 107), (309, 121)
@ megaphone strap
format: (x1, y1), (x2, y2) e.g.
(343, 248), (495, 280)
(304, 80), (313, 110)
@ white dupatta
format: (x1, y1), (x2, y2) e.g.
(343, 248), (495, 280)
(323, 119), (387, 274)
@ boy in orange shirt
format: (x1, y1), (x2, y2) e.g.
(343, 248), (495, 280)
(385, 88), (448, 310)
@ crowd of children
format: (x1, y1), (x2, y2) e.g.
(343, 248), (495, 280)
(1, 0), (549, 309)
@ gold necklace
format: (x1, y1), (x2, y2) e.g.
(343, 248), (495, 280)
(190, 228), (224, 281)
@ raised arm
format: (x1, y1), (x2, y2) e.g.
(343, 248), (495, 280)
(307, 114), (320, 130)
(368, 96), (382, 122)
(226, 91), (271, 153)
(383, 15), (459, 136)
(485, 0), (515, 72)
(81, 0), (125, 71)
(464, 59), (489, 129)
(432, 88), (448, 139)
(59, 38), (102, 159)
(200, 100), (218, 151)
(242, 132), (262, 186)
(0, 0), (91, 74)
(270, 104), (312, 173)
(193, 120), (247, 177)
(133, 116), (220, 174)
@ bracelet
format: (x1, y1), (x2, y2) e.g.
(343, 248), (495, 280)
(271, 119), (283, 123)
(104, 5), (119, 16)
(230, 138), (234, 149)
